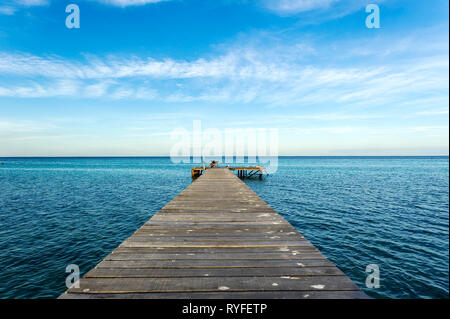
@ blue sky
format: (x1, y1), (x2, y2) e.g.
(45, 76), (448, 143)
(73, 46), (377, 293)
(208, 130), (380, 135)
(0, 0), (448, 156)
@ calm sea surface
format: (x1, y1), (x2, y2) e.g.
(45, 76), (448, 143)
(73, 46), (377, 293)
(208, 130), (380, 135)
(0, 157), (448, 298)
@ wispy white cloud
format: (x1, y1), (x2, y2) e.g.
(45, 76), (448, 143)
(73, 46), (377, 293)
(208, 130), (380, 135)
(16, 0), (48, 5)
(0, 6), (16, 15)
(0, 79), (78, 98)
(0, 23), (448, 113)
(275, 113), (386, 121)
(0, 48), (448, 109)
(93, 0), (169, 7)
(0, 119), (58, 133)
(0, 0), (48, 15)
(0, 119), (62, 144)
(259, 0), (383, 19)
(281, 125), (450, 137)
(262, 0), (338, 14)
(415, 109), (449, 116)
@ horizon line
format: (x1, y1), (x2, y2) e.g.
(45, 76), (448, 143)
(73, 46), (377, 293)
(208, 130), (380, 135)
(0, 155), (448, 158)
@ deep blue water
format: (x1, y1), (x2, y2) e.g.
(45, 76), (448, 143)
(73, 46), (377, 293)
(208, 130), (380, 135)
(0, 157), (448, 299)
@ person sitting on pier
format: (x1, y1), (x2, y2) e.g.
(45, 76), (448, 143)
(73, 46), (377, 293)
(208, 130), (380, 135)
(209, 160), (219, 168)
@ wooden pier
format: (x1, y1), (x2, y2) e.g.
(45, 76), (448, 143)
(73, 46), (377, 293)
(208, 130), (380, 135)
(191, 165), (266, 178)
(60, 168), (367, 299)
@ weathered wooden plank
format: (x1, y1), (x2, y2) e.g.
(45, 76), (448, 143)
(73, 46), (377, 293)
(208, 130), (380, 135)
(148, 218), (286, 223)
(105, 252), (324, 260)
(60, 290), (369, 299)
(66, 276), (360, 293)
(96, 259), (334, 268)
(125, 236), (306, 242)
(138, 225), (296, 231)
(144, 222), (292, 227)
(84, 266), (344, 278)
(133, 229), (302, 236)
(113, 246), (319, 254)
(120, 242), (313, 248)
(152, 214), (283, 219)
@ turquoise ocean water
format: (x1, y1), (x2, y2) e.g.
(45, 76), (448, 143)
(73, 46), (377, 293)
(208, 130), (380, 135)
(0, 157), (448, 298)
